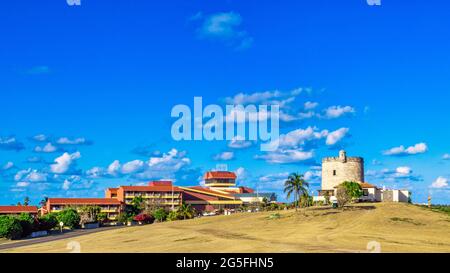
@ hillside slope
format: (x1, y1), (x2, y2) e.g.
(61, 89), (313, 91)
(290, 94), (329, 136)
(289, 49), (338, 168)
(4, 203), (450, 253)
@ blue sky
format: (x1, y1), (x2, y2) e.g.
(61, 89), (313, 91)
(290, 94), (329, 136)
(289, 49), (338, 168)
(1, 0), (449, 205)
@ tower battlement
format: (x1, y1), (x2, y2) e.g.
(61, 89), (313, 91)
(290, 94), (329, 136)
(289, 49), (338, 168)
(322, 157), (364, 163)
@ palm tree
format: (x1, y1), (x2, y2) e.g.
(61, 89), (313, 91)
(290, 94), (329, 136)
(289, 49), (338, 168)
(177, 204), (195, 220)
(284, 173), (309, 211)
(23, 196), (30, 206)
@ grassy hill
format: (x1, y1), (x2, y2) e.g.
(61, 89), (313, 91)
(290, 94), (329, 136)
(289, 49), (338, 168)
(3, 203), (450, 253)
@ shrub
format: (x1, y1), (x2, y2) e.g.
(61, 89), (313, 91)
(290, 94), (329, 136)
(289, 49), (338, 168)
(167, 211), (180, 221)
(152, 208), (167, 222)
(0, 216), (23, 240)
(116, 213), (129, 224)
(37, 213), (58, 231)
(18, 213), (35, 237)
(57, 208), (80, 229)
(133, 214), (154, 224)
(336, 187), (351, 208)
(97, 212), (108, 223)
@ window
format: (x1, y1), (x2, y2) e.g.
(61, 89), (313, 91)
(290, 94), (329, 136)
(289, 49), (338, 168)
(333, 170), (337, 176)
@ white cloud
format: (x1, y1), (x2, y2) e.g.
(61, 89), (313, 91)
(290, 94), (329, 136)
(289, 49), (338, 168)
(383, 143), (428, 156)
(326, 128), (350, 146)
(213, 151), (235, 161)
(86, 167), (104, 178)
(2, 161), (14, 170)
(258, 172), (290, 190)
(16, 182), (30, 188)
(198, 12), (253, 49)
(304, 101), (319, 110)
(366, 166), (421, 182)
(396, 166), (412, 176)
(0, 136), (24, 151)
(56, 137), (88, 145)
(271, 126), (328, 150)
(234, 167), (248, 182)
(107, 160), (121, 176)
(34, 143), (57, 153)
(121, 160), (145, 174)
(255, 149), (314, 164)
(147, 149), (190, 171)
(443, 154), (450, 160)
(26, 170), (48, 182)
(50, 152), (81, 174)
(322, 106), (355, 119)
(304, 169), (322, 181)
(33, 134), (48, 142)
(431, 177), (448, 189)
(62, 179), (71, 190)
(257, 126), (349, 164)
(228, 136), (253, 149)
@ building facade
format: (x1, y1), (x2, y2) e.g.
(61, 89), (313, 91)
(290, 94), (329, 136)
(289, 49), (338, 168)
(45, 198), (123, 220)
(110, 181), (183, 211)
(0, 206), (39, 216)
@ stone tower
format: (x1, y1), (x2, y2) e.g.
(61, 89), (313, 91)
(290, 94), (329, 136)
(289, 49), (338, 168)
(321, 150), (364, 190)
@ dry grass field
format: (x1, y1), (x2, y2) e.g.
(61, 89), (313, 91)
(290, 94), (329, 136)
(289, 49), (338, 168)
(3, 203), (450, 253)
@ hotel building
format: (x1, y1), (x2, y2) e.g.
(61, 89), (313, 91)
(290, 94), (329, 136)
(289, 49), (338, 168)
(45, 198), (123, 220)
(106, 181), (183, 211)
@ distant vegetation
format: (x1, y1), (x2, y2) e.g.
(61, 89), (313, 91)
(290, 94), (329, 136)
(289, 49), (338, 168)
(418, 205), (450, 216)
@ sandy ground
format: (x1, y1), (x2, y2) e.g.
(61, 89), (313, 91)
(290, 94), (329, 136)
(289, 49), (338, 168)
(3, 203), (450, 253)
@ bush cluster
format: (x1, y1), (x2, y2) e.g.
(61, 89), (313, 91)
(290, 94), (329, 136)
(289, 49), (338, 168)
(0, 212), (59, 240)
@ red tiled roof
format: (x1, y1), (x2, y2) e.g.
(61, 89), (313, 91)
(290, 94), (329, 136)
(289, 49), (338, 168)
(107, 188), (118, 193)
(204, 171), (237, 180)
(0, 206), (39, 214)
(47, 198), (122, 205)
(360, 182), (377, 189)
(120, 186), (182, 192)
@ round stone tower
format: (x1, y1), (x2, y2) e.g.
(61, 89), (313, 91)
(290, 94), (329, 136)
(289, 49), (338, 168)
(321, 150), (364, 190)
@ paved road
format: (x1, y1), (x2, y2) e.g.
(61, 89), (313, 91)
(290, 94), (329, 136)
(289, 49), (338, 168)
(0, 226), (126, 251)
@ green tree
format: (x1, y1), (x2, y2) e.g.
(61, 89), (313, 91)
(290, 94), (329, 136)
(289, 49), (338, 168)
(97, 213), (108, 223)
(284, 173), (309, 211)
(177, 204), (195, 220)
(129, 196), (145, 216)
(37, 213), (58, 231)
(57, 208), (80, 229)
(18, 213), (35, 237)
(0, 216), (23, 240)
(341, 181), (363, 201)
(152, 208), (167, 222)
